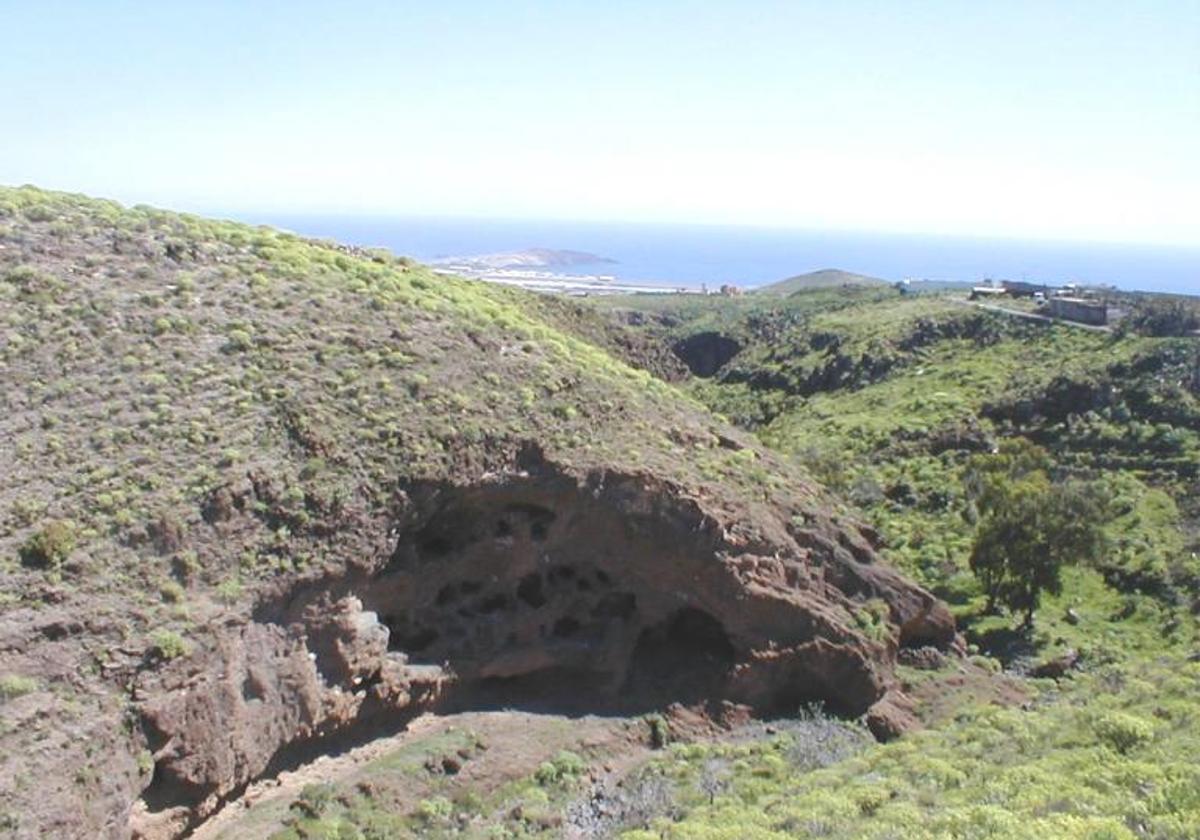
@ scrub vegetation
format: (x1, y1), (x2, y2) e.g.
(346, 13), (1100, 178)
(1, 185), (1197, 838)
(588, 283), (1200, 839)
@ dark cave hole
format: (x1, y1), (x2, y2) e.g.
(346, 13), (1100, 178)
(516, 573), (547, 608)
(382, 614), (439, 654)
(454, 666), (614, 713)
(420, 535), (453, 557)
(591, 592), (637, 620)
(400, 627), (439, 652)
(477, 593), (510, 614)
(552, 616), (581, 638)
(625, 607), (735, 703)
(547, 564), (576, 583)
(241, 673), (267, 702)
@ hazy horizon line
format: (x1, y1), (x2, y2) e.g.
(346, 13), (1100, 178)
(214, 206), (1200, 254)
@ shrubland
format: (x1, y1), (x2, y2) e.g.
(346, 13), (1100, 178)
(595, 283), (1199, 838)
(1, 185), (1196, 837)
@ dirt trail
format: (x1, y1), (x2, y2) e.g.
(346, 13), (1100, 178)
(188, 713), (445, 840)
(187, 710), (649, 840)
(953, 298), (1112, 332)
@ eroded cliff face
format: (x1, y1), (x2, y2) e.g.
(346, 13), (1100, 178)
(129, 453), (955, 838)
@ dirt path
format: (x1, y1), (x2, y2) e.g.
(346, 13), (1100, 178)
(952, 298), (1112, 332)
(188, 713), (447, 840)
(188, 710), (650, 840)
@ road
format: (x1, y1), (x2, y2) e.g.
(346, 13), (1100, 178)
(952, 298), (1112, 333)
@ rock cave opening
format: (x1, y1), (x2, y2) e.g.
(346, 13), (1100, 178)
(133, 466), (941, 836)
(356, 476), (748, 716)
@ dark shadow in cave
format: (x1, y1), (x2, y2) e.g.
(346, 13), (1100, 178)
(364, 480), (750, 719)
(623, 607), (737, 705)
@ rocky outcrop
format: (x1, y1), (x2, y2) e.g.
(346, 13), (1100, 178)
(129, 453), (955, 837)
(131, 609), (446, 838)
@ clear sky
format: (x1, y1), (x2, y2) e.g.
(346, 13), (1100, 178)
(3, 1), (1198, 245)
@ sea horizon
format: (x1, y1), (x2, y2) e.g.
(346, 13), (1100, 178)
(225, 212), (1199, 297)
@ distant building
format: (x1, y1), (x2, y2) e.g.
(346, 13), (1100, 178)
(970, 285), (1006, 299)
(1002, 280), (1050, 298)
(718, 284), (742, 296)
(1048, 296), (1107, 326)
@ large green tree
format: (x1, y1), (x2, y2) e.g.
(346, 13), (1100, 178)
(966, 441), (1107, 626)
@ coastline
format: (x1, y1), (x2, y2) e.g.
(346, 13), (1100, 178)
(432, 267), (702, 296)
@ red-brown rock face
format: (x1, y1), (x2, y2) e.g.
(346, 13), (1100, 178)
(131, 455), (955, 837)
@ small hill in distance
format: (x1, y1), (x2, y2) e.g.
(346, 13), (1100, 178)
(755, 268), (889, 295)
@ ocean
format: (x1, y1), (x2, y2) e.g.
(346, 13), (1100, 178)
(231, 214), (1198, 296)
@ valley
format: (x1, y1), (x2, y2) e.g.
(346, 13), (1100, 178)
(0, 186), (1197, 839)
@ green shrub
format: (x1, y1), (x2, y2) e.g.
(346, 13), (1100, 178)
(1120, 297), (1200, 337)
(19, 520), (76, 569)
(647, 714), (670, 749)
(0, 674), (38, 701)
(534, 750), (587, 786)
(223, 328), (254, 353)
(533, 760), (560, 786)
(853, 598), (893, 642)
(415, 795), (453, 824)
(1091, 711), (1153, 754)
(299, 457), (326, 480)
(21, 203), (56, 222)
(215, 577), (243, 604)
(290, 783), (336, 818)
(148, 630), (189, 660)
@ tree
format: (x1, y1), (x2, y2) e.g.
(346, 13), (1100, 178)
(966, 441), (1107, 626)
(1119, 297), (1200, 337)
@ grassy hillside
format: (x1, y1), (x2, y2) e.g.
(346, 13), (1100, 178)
(0, 185), (809, 607)
(2, 185), (1196, 838)
(626, 652), (1200, 840)
(590, 287), (1200, 839)
(755, 268), (889, 296)
(4, 186), (904, 838)
(203, 286), (1200, 840)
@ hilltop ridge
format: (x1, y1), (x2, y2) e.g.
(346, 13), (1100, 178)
(755, 268), (889, 295)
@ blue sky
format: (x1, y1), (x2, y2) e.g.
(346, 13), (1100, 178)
(3, 1), (1197, 245)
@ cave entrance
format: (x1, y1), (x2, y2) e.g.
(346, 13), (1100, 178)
(453, 666), (618, 714)
(624, 607), (735, 705)
(358, 478), (747, 718)
(671, 332), (742, 377)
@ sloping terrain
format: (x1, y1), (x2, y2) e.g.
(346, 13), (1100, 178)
(755, 268), (889, 296)
(594, 287), (1200, 838)
(0, 188), (955, 839)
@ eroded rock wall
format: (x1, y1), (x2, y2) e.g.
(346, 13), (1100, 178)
(129, 454), (955, 837)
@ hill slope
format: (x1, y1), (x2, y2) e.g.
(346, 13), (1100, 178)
(756, 268), (889, 295)
(0, 187), (952, 839)
(593, 286), (1200, 839)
